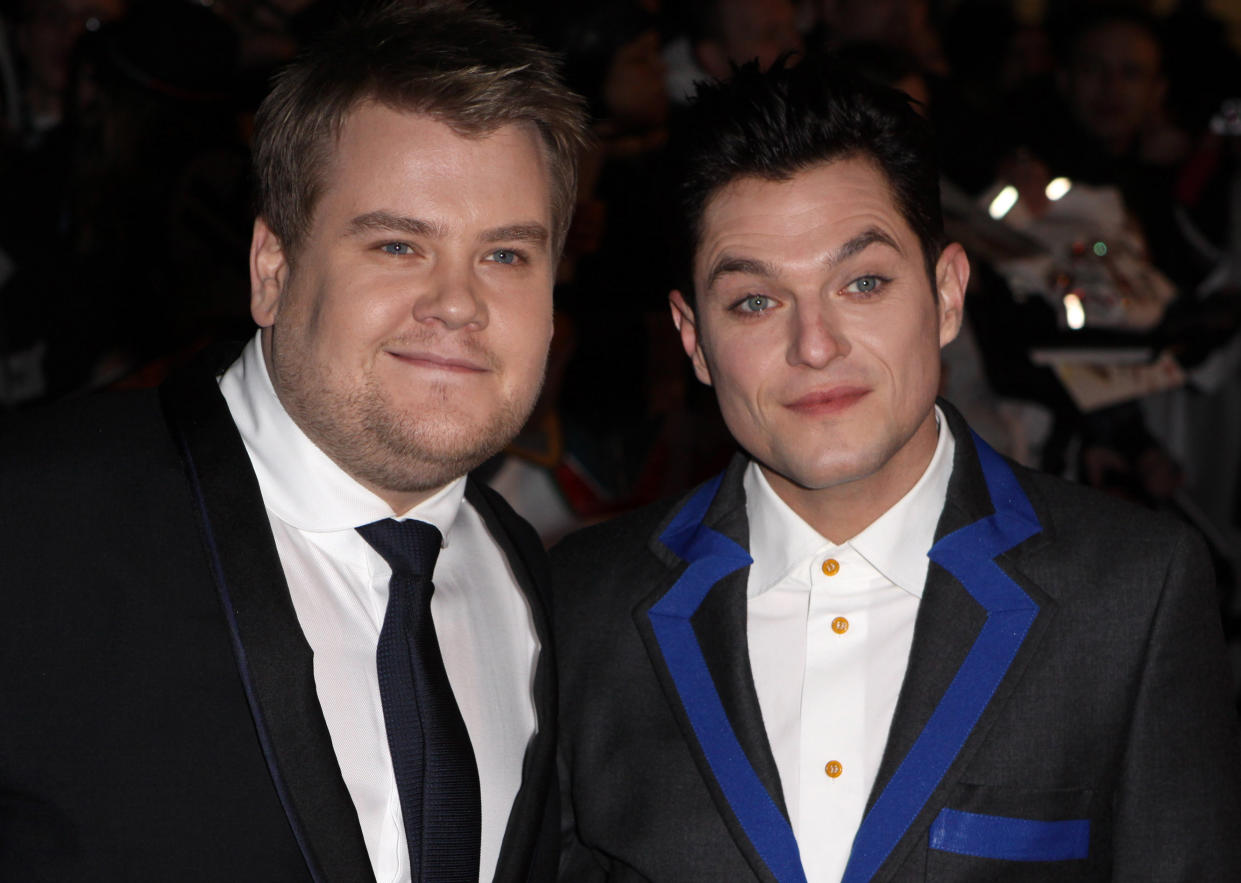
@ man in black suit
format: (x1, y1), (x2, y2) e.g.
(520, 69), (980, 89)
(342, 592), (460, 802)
(0, 2), (586, 880)
(552, 56), (1241, 881)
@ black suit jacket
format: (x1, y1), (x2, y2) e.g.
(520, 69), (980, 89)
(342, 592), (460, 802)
(0, 348), (557, 882)
(552, 403), (1241, 881)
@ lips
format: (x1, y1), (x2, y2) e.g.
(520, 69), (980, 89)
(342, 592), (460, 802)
(785, 385), (869, 414)
(384, 348), (489, 373)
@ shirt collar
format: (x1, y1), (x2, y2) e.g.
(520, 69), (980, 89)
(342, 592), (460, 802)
(216, 333), (466, 541)
(744, 405), (955, 598)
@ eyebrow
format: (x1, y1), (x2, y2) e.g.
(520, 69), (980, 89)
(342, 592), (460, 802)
(832, 228), (902, 265)
(346, 211), (444, 239)
(479, 223), (550, 247)
(704, 227), (903, 290)
(705, 256), (779, 289)
(344, 211), (549, 248)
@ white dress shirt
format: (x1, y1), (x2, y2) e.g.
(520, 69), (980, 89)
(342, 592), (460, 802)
(218, 334), (539, 883)
(745, 408), (955, 882)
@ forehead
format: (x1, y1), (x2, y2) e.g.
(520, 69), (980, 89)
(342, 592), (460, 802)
(317, 103), (553, 221)
(694, 157), (909, 273)
(330, 102), (547, 178)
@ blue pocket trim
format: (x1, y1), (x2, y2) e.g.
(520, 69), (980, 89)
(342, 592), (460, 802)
(930, 808), (1090, 862)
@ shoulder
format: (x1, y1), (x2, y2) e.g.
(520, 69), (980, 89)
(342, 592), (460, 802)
(552, 493), (685, 574)
(549, 485), (711, 628)
(1005, 461), (1213, 615)
(0, 390), (209, 593)
(1019, 462), (1203, 558)
(0, 389), (176, 489)
(948, 413), (1204, 570)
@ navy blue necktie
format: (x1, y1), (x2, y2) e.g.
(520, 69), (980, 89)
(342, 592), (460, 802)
(357, 518), (481, 882)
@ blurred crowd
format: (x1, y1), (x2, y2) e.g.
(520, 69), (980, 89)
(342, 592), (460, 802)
(3, 0), (1241, 618)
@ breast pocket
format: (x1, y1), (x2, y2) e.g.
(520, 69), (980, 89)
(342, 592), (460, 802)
(926, 783), (1100, 882)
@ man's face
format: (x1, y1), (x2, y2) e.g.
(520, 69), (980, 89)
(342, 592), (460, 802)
(1064, 22), (1164, 154)
(671, 157), (966, 519)
(250, 103), (555, 513)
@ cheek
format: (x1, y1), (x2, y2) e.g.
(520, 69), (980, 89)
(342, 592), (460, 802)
(710, 359), (768, 427)
(297, 266), (389, 348)
(708, 328), (789, 408)
(893, 334), (943, 408)
(863, 315), (941, 394)
(502, 298), (554, 374)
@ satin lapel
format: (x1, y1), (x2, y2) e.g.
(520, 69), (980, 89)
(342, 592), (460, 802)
(842, 423), (1050, 883)
(465, 479), (556, 883)
(633, 458), (806, 883)
(160, 353), (374, 883)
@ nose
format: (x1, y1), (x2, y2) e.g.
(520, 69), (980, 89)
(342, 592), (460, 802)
(411, 259), (487, 330)
(788, 300), (848, 368)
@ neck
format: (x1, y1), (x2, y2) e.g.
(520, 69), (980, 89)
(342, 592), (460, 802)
(365, 481), (439, 518)
(761, 412), (940, 544)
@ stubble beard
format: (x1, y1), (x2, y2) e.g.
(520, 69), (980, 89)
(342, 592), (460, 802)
(272, 333), (542, 497)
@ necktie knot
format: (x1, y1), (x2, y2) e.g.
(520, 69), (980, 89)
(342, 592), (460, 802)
(357, 518), (443, 581)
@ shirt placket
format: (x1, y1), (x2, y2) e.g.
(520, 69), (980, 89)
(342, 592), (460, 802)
(798, 545), (869, 879)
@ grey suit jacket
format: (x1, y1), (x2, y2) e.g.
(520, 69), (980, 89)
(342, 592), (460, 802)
(552, 402), (1241, 881)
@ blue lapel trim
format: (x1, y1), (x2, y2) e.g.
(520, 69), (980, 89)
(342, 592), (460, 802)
(841, 433), (1042, 882)
(649, 474), (808, 883)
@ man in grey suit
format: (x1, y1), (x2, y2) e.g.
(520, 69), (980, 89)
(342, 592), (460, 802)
(552, 55), (1241, 881)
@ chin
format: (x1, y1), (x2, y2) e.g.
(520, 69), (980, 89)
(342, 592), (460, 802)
(347, 428), (508, 496)
(781, 449), (889, 492)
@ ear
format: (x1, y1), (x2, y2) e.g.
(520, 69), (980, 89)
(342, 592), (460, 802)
(934, 242), (969, 348)
(670, 289), (712, 386)
(249, 217), (290, 328)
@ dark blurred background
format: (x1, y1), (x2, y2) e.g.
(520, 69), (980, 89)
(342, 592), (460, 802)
(3, 1), (1241, 676)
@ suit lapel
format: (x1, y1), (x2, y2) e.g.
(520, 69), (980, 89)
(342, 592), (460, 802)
(160, 350), (374, 883)
(633, 456), (806, 883)
(466, 479), (556, 883)
(843, 409), (1054, 883)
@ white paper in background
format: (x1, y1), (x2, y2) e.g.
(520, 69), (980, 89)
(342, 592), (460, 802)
(1031, 350), (1186, 412)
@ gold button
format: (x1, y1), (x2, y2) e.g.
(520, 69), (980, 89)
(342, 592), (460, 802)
(831, 616), (849, 634)
(825, 760), (843, 778)
(821, 558), (840, 576)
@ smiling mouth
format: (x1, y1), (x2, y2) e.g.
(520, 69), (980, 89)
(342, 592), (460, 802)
(385, 349), (489, 373)
(785, 386), (869, 414)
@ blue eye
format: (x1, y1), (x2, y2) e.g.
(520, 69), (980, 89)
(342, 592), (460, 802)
(736, 294), (773, 313)
(489, 249), (520, 265)
(844, 275), (883, 294)
(381, 242), (413, 255)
